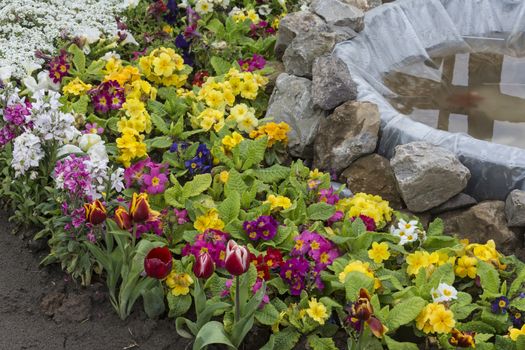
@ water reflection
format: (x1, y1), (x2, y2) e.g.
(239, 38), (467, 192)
(384, 49), (525, 149)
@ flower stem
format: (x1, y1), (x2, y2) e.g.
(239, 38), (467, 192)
(235, 275), (240, 323)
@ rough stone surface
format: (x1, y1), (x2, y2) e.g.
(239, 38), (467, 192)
(274, 11), (329, 59)
(283, 31), (337, 78)
(312, 54), (358, 110)
(505, 189), (525, 227)
(439, 201), (524, 257)
(266, 73), (326, 158)
(313, 101), (380, 173)
(264, 61), (285, 94)
(391, 142), (471, 212)
(311, 0), (365, 32)
(430, 193), (478, 215)
(340, 153), (403, 209)
(341, 0), (382, 10)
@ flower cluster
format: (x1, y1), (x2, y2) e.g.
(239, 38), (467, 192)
(124, 158), (169, 194)
(249, 122), (290, 147)
(48, 50), (70, 84)
(183, 229), (229, 268)
(243, 215), (279, 241)
(238, 54), (266, 72)
(89, 80), (125, 113)
(336, 193), (393, 229)
(139, 47), (191, 87)
(185, 144), (212, 175)
(390, 218), (424, 245)
(416, 303), (456, 334)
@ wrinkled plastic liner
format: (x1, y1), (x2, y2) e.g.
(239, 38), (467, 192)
(333, 0), (525, 201)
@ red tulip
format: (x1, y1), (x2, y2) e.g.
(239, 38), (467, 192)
(194, 252), (215, 279)
(224, 240), (250, 276)
(144, 247), (172, 279)
(114, 206), (132, 230)
(130, 192), (150, 223)
(84, 200), (107, 225)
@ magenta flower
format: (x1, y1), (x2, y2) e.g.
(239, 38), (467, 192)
(238, 54), (266, 72)
(124, 159), (147, 188)
(4, 103), (31, 126)
(243, 215), (279, 241)
(174, 208), (189, 225)
(279, 257), (310, 296)
(89, 80), (125, 114)
(319, 187), (339, 205)
(182, 229), (229, 268)
(54, 154), (92, 199)
(48, 50), (70, 83)
(327, 210), (344, 226)
(143, 167), (168, 194)
(84, 123), (104, 135)
(351, 215), (377, 232)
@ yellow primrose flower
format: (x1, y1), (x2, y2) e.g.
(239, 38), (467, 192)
(219, 171), (229, 183)
(510, 324), (525, 341)
(236, 112), (258, 133)
(309, 168), (324, 180)
(194, 209), (225, 232)
(153, 52), (176, 77)
(416, 303), (455, 334)
(249, 122), (290, 147)
(406, 251), (434, 276)
(340, 193), (392, 229)
(62, 77), (92, 95)
(306, 298), (328, 325)
(339, 260), (375, 283)
(162, 25), (173, 34)
(105, 57), (122, 74)
(240, 79), (259, 100)
(116, 127), (147, 167)
(165, 271), (194, 296)
(196, 108), (224, 132)
(222, 132), (244, 151)
(454, 255), (477, 279)
(205, 89), (226, 109)
(265, 194), (292, 210)
(368, 242), (390, 264)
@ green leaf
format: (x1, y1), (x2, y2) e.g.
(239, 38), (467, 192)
(253, 164), (290, 183)
(477, 261), (501, 298)
(164, 186), (183, 207)
(451, 303), (479, 320)
(384, 335), (419, 350)
(427, 218), (444, 236)
(147, 100), (168, 117)
(71, 94), (90, 114)
(260, 327), (300, 350)
(181, 174), (212, 202)
(307, 202), (336, 221)
(344, 272), (375, 302)
(307, 334), (338, 350)
(509, 268), (525, 298)
(142, 284), (166, 318)
(167, 293), (192, 318)
(68, 44), (86, 72)
(192, 321), (234, 350)
(510, 298), (525, 311)
(218, 191), (241, 224)
(241, 137), (268, 170)
(146, 136), (173, 150)
(210, 56), (231, 75)
(225, 169), (248, 197)
(385, 297), (426, 331)
(255, 302), (281, 326)
(151, 113), (170, 134)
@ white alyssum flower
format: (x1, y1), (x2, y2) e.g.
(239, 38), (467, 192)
(0, 0), (128, 78)
(0, 66), (12, 81)
(11, 132), (44, 177)
(431, 283), (458, 303)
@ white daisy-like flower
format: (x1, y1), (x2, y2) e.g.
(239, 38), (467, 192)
(397, 219), (418, 235)
(431, 283), (458, 303)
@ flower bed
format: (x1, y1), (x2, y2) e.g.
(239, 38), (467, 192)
(0, 1), (524, 349)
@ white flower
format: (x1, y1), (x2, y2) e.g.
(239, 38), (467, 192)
(211, 41), (228, 50)
(11, 132), (44, 177)
(22, 71), (59, 94)
(195, 0), (213, 14)
(391, 224), (418, 246)
(57, 144), (83, 158)
(431, 283), (458, 303)
(178, 0), (189, 8)
(0, 66), (12, 81)
(78, 133), (103, 152)
(101, 51), (121, 61)
(124, 0), (140, 7)
(110, 168), (125, 193)
(397, 219), (418, 235)
(73, 26), (101, 44)
(117, 30), (139, 46)
(258, 5), (272, 16)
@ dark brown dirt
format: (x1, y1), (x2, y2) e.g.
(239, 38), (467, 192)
(0, 210), (191, 350)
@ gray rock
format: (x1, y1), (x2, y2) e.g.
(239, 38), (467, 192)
(264, 61), (285, 94)
(312, 54), (357, 110)
(391, 142), (471, 212)
(430, 193), (478, 215)
(505, 190), (525, 227)
(311, 0), (365, 32)
(283, 31), (337, 78)
(313, 101), (380, 173)
(340, 153), (403, 209)
(274, 11), (329, 59)
(341, 0), (382, 10)
(265, 73), (326, 158)
(439, 201), (523, 257)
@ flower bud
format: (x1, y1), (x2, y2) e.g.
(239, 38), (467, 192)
(114, 206), (132, 230)
(144, 246), (172, 279)
(130, 192), (150, 222)
(224, 240), (250, 276)
(84, 199), (107, 225)
(193, 252), (215, 279)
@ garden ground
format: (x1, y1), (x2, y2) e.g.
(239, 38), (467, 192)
(0, 210), (190, 350)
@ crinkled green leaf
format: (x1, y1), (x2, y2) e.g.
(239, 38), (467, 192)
(307, 334), (338, 350)
(385, 297), (426, 331)
(307, 202), (336, 221)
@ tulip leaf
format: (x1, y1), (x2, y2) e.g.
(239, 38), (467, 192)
(175, 316), (198, 338)
(307, 202), (336, 221)
(385, 296), (426, 331)
(192, 321), (235, 350)
(142, 284), (166, 319)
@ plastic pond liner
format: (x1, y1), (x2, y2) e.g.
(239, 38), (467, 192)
(333, 0), (525, 201)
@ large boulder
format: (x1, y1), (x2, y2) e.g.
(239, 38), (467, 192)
(313, 101), (380, 173)
(429, 193), (477, 215)
(505, 189), (525, 227)
(390, 142), (471, 212)
(439, 201), (523, 257)
(274, 11), (329, 59)
(340, 153), (403, 209)
(282, 31), (337, 78)
(311, 0), (365, 32)
(265, 73), (326, 158)
(341, 0), (382, 10)
(312, 54), (357, 110)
